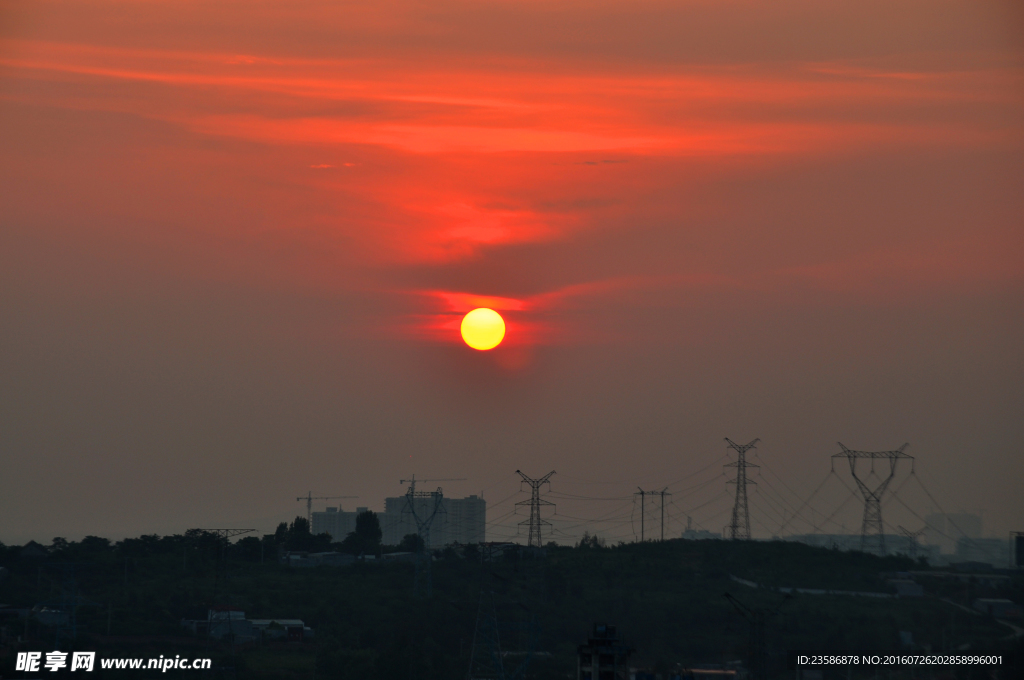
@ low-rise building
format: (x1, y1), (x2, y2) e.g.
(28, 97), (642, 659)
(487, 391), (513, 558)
(249, 618), (312, 642)
(681, 529), (721, 540)
(972, 598), (1022, 620)
(281, 551), (356, 567)
(909, 569), (1010, 589)
(182, 608), (254, 642)
(955, 538), (1009, 568)
(182, 609), (312, 642)
(578, 624), (633, 680)
(887, 579), (924, 597)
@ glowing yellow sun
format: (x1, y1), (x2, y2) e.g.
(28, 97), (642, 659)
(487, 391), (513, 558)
(461, 308), (505, 350)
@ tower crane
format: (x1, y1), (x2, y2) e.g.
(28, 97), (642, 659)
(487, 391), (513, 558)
(399, 474), (467, 495)
(296, 492), (358, 525)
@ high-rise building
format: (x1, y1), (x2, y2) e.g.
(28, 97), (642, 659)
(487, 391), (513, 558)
(311, 506), (369, 541)
(381, 495), (486, 548)
(925, 513), (982, 555)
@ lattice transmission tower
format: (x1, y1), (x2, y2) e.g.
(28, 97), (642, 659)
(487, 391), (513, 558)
(466, 591), (538, 680)
(897, 525), (926, 559)
(515, 470), (555, 548)
(204, 528), (256, 599)
(400, 475), (460, 596)
(832, 443), (913, 556)
(724, 438), (760, 540)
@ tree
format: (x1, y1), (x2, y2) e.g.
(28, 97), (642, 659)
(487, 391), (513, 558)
(234, 536), (264, 562)
(341, 511), (383, 555)
(274, 522), (289, 544)
(80, 536), (112, 553)
(397, 534), (425, 553)
(287, 517), (314, 552)
(283, 516), (332, 553)
(355, 510), (382, 545)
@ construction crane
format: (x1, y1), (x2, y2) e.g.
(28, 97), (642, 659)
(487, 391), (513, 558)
(399, 475), (467, 495)
(296, 492), (358, 525)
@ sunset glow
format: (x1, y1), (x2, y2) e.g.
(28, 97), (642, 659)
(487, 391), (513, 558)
(1, 0), (1022, 548)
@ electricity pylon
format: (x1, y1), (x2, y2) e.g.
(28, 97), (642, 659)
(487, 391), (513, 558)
(832, 443), (913, 556)
(897, 525), (926, 559)
(515, 470), (555, 548)
(724, 438), (760, 540)
(399, 475), (466, 549)
(204, 529), (256, 599)
(467, 590), (539, 680)
(39, 563), (101, 647)
(295, 492), (357, 525)
(400, 476), (462, 596)
(725, 591), (792, 680)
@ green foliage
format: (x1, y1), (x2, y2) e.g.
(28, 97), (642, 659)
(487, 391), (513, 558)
(283, 516), (332, 553)
(274, 522), (288, 544)
(340, 510), (382, 555)
(355, 510), (382, 544)
(397, 533), (425, 553)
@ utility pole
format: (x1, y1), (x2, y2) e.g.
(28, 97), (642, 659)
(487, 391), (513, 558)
(832, 443), (913, 555)
(634, 488), (669, 542)
(635, 488), (647, 542)
(515, 471), (555, 548)
(724, 438), (760, 540)
(295, 492), (357, 525)
(659, 489), (670, 542)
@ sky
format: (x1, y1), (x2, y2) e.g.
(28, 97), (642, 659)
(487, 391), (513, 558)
(1, 0), (1022, 547)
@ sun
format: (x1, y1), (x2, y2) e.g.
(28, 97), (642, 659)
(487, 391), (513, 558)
(460, 308), (506, 350)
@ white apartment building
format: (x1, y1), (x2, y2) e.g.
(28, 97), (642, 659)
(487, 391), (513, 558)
(381, 495), (486, 548)
(311, 506), (369, 541)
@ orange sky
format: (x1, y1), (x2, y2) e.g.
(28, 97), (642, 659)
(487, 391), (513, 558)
(1, 0), (1023, 543)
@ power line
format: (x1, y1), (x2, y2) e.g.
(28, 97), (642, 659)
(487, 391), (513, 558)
(663, 453), (732, 488)
(547, 492), (633, 501)
(910, 471), (981, 544)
